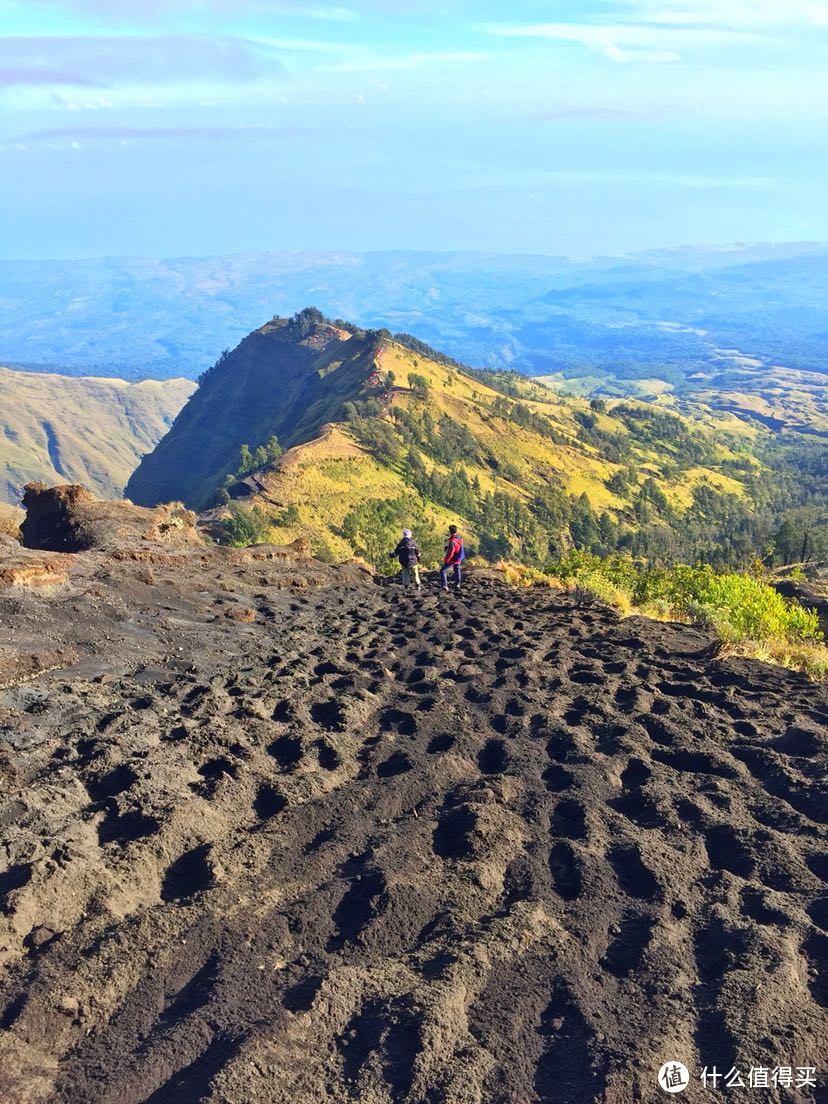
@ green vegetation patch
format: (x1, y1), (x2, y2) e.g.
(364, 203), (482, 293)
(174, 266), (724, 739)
(542, 550), (825, 677)
(216, 504), (274, 547)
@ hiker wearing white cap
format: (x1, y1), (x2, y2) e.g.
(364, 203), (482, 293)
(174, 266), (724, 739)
(390, 528), (421, 589)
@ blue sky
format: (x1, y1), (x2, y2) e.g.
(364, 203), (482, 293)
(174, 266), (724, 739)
(1, 0), (827, 258)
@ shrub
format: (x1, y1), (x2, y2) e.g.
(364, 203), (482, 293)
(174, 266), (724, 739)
(539, 550), (825, 676)
(496, 562), (561, 588)
(573, 572), (633, 616)
(217, 504), (273, 548)
(312, 536), (338, 564)
(670, 569), (821, 645)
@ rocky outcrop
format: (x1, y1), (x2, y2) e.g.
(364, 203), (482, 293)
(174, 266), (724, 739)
(0, 558), (67, 589)
(20, 483), (201, 554)
(0, 533), (68, 590)
(0, 647), (77, 691)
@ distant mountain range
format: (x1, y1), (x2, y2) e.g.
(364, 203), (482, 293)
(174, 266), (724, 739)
(2, 245), (827, 388)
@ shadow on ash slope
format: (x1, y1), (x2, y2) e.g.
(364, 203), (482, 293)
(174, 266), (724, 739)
(1, 576), (827, 1103)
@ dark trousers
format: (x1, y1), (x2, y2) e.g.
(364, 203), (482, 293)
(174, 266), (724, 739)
(440, 563), (461, 589)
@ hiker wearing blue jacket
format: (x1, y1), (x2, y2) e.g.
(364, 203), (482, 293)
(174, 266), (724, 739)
(440, 525), (464, 592)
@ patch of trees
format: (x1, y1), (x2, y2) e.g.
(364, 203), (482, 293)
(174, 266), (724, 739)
(392, 333), (472, 375)
(773, 508), (828, 567)
(285, 306), (327, 339)
(392, 331), (540, 400)
(411, 463), (481, 518)
(467, 368), (527, 398)
(614, 404), (712, 467)
(476, 491), (548, 562)
(344, 400), (402, 464)
(406, 373), (430, 399)
(490, 397), (564, 442)
(216, 504), (273, 547)
(365, 327), (393, 346)
(236, 436), (284, 475)
(387, 405), (481, 467)
(341, 496), (444, 572)
(573, 410), (633, 462)
(606, 466), (638, 496)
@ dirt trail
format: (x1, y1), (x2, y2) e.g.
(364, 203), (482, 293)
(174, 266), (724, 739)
(0, 571), (826, 1104)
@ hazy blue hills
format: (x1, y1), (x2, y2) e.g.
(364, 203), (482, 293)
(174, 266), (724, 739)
(1, 245), (827, 400)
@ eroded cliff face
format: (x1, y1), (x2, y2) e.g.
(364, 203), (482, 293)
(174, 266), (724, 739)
(20, 483), (201, 554)
(0, 491), (826, 1104)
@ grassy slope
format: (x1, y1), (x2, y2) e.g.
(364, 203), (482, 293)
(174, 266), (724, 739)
(243, 337), (762, 554)
(0, 367), (194, 505)
(251, 424), (409, 558)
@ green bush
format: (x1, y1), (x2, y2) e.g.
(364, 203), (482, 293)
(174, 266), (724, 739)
(668, 568), (821, 644)
(217, 504), (273, 548)
(547, 552), (822, 647)
(311, 536), (338, 564)
(573, 571), (632, 614)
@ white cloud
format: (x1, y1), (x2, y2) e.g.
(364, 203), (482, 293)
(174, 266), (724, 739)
(604, 45), (680, 63)
(319, 50), (488, 73)
(479, 20), (754, 62)
(27, 0), (360, 20)
(618, 0), (828, 29)
(454, 167), (788, 191)
(478, 1), (828, 63)
(0, 34), (290, 88)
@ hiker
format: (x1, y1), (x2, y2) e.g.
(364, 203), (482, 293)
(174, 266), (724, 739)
(390, 528), (421, 589)
(440, 524), (464, 592)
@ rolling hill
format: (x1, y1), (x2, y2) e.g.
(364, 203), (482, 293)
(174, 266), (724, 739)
(4, 247), (826, 448)
(0, 367), (194, 506)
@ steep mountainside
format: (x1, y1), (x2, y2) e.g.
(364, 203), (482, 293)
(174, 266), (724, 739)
(126, 315), (376, 510)
(0, 367), (193, 506)
(126, 309), (820, 570)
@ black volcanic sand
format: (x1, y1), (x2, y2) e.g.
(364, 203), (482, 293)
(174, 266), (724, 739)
(0, 574), (827, 1104)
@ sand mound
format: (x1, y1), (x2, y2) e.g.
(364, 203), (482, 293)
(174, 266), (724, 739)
(0, 565), (826, 1103)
